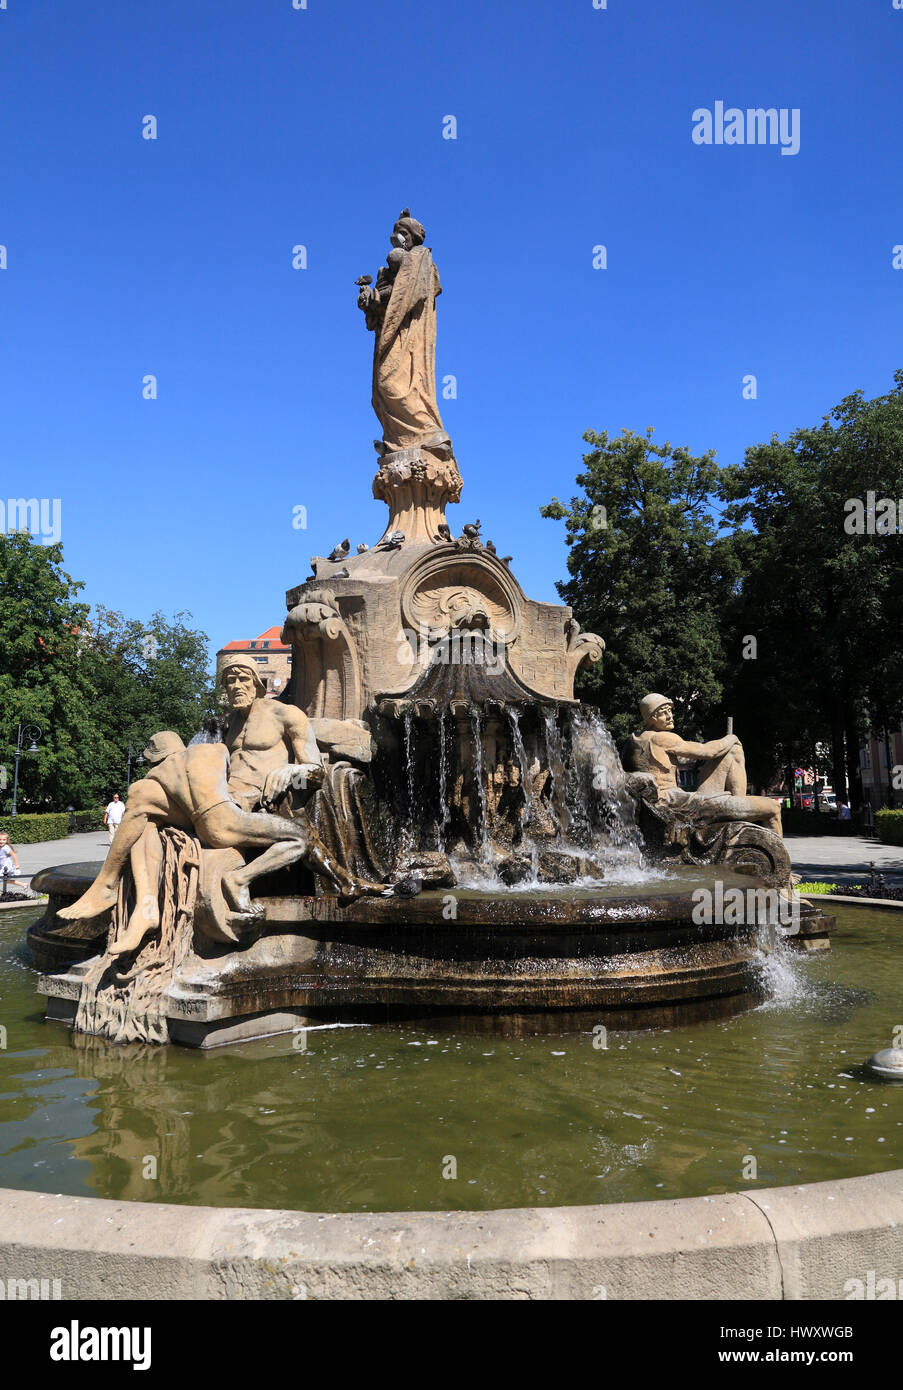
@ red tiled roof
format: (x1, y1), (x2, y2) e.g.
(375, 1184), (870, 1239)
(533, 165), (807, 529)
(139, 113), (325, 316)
(218, 626), (290, 654)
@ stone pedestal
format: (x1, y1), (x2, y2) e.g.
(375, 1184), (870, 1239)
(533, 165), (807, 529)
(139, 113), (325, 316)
(372, 446), (463, 544)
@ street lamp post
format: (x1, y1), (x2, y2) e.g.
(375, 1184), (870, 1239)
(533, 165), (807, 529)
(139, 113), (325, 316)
(126, 742), (144, 789)
(11, 720), (42, 818)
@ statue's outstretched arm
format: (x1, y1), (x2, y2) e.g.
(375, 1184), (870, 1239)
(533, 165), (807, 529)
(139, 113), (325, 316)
(669, 734), (738, 760)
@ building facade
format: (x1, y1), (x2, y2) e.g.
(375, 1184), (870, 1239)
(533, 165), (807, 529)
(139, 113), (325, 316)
(216, 626), (291, 699)
(860, 724), (903, 813)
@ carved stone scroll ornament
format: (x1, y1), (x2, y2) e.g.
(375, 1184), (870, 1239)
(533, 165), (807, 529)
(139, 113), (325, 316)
(565, 618), (605, 682)
(281, 589), (363, 721)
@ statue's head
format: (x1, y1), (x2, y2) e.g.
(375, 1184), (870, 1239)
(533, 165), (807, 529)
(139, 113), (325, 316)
(221, 654), (266, 709)
(143, 730), (186, 765)
(639, 693), (674, 731)
(391, 210), (425, 251)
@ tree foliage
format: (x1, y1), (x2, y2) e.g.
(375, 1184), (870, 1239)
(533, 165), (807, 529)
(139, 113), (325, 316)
(0, 533), (214, 811)
(544, 375), (903, 802)
(719, 371), (903, 800)
(541, 428), (739, 745)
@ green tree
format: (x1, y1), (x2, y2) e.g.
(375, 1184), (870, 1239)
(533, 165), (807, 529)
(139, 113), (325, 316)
(542, 428), (739, 745)
(79, 607), (217, 795)
(719, 371), (903, 805)
(0, 533), (215, 811)
(0, 532), (103, 808)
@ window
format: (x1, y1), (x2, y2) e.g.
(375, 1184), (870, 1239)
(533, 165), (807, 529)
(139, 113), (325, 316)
(261, 641), (270, 648)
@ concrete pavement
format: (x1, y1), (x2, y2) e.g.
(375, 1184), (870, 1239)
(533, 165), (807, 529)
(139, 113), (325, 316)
(785, 834), (903, 888)
(4, 830), (108, 884)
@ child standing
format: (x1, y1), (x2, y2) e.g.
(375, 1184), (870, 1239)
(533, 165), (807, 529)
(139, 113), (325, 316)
(0, 832), (25, 893)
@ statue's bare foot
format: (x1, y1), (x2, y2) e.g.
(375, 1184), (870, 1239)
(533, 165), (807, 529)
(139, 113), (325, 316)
(108, 907), (157, 959)
(221, 870), (266, 920)
(57, 881), (119, 920)
(338, 877), (389, 904)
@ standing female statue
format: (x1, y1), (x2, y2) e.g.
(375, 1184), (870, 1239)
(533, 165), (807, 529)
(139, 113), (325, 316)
(357, 211), (453, 460)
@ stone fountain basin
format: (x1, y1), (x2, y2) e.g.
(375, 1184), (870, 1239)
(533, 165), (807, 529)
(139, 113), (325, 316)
(34, 864), (832, 1047)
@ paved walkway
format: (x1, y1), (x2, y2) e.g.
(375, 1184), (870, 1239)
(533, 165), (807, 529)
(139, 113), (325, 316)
(7, 831), (109, 882)
(784, 834), (903, 887)
(5, 830), (902, 890)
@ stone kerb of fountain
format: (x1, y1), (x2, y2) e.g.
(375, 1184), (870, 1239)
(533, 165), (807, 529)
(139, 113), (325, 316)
(32, 209), (830, 1046)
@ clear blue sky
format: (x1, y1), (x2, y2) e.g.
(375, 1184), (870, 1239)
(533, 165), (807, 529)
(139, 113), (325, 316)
(2, 0), (901, 663)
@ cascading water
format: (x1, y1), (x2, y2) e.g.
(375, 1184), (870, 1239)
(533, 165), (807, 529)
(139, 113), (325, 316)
(469, 706), (490, 860)
(437, 709), (450, 854)
(567, 707), (646, 859)
(402, 709), (417, 852)
(542, 707), (569, 835)
(377, 692), (649, 886)
(507, 707), (534, 826)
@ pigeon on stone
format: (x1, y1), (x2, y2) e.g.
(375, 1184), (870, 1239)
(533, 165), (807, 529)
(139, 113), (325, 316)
(385, 874), (423, 898)
(328, 539), (350, 562)
(501, 556), (513, 567)
(332, 566), (349, 579)
(380, 530), (405, 549)
(485, 540), (497, 555)
(462, 520), (481, 539)
(356, 542), (369, 553)
(437, 522), (452, 541)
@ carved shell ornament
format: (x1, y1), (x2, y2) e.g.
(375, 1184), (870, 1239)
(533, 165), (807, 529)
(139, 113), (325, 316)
(429, 586), (497, 632)
(404, 563), (521, 646)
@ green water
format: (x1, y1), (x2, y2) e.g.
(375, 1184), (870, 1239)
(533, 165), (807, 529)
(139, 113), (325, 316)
(1, 906), (901, 1212)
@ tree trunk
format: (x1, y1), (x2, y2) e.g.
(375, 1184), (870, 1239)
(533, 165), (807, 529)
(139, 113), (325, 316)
(831, 717), (847, 802)
(844, 707), (863, 811)
(885, 730), (895, 809)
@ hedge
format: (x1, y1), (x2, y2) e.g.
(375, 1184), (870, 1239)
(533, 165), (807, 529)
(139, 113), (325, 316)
(73, 808), (106, 832)
(779, 809), (857, 836)
(0, 813), (69, 843)
(875, 809), (903, 846)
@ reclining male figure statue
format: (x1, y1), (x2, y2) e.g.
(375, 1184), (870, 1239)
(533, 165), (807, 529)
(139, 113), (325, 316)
(58, 730), (385, 957)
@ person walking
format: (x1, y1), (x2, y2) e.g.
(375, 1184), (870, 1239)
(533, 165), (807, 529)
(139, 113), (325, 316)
(104, 792), (125, 844)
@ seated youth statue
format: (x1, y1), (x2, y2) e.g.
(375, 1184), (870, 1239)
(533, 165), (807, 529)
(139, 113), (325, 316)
(624, 693), (782, 836)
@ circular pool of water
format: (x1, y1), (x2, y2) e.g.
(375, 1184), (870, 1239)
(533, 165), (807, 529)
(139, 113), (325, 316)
(1, 905), (901, 1212)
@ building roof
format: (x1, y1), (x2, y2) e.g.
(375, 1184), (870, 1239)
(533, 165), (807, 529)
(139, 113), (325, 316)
(217, 626), (290, 656)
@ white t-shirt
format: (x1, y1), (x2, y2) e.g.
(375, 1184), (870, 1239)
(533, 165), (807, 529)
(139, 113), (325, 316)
(106, 800), (125, 826)
(0, 844), (16, 874)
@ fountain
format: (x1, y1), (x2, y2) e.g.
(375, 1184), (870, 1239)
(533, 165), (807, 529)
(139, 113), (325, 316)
(32, 209), (831, 1046)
